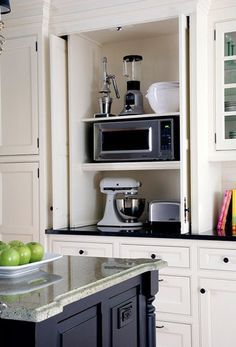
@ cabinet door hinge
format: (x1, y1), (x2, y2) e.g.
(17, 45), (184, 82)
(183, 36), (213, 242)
(214, 29), (216, 41)
(184, 197), (190, 223)
(37, 168), (40, 178)
(35, 41), (38, 52)
(37, 137), (39, 148)
(214, 133), (217, 143)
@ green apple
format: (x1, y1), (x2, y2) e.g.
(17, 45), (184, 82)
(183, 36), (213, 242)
(0, 248), (20, 266)
(8, 240), (25, 248)
(0, 242), (10, 253)
(15, 245), (31, 265)
(26, 242), (44, 263)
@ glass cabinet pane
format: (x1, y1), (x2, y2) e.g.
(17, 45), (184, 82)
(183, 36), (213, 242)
(224, 61), (236, 84)
(225, 32), (236, 56)
(225, 116), (236, 139)
(224, 88), (236, 112)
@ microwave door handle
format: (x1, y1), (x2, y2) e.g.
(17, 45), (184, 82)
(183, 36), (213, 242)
(148, 127), (152, 151)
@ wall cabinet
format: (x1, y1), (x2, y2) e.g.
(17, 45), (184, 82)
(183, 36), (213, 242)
(0, 162), (39, 242)
(50, 15), (190, 234)
(0, 30), (44, 243)
(215, 20), (236, 150)
(0, 35), (39, 155)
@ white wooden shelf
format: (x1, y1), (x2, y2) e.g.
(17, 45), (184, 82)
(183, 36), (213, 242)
(82, 161), (180, 171)
(82, 112), (180, 123)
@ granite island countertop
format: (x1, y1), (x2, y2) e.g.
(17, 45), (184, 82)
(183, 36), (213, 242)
(0, 256), (166, 323)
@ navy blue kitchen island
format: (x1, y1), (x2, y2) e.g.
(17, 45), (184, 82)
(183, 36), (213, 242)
(0, 256), (166, 347)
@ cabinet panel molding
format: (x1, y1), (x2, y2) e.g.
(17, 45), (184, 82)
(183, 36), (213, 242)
(0, 36), (39, 155)
(0, 162), (39, 242)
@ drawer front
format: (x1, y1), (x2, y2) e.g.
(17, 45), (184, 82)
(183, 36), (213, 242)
(154, 275), (191, 315)
(52, 240), (113, 257)
(156, 321), (192, 347)
(199, 248), (236, 271)
(120, 244), (190, 268)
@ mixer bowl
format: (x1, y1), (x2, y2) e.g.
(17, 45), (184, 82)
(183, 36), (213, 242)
(116, 198), (145, 222)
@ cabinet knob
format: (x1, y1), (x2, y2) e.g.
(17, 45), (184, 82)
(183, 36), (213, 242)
(158, 279), (164, 282)
(156, 325), (164, 329)
(200, 288), (206, 294)
(223, 257), (229, 263)
(79, 249), (84, 255)
(151, 253), (156, 259)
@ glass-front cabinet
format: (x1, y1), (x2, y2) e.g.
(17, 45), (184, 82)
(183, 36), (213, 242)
(215, 20), (236, 150)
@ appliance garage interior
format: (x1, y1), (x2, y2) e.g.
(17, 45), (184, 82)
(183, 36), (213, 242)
(65, 16), (188, 234)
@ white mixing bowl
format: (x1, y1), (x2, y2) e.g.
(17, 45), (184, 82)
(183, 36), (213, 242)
(146, 82), (179, 115)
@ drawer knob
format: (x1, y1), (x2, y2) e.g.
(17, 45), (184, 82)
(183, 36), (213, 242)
(200, 288), (206, 294)
(223, 257), (229, 263)
(151, 254), (156, 259)
(156, 325), (164, 329)
(79, 249), (84, 255)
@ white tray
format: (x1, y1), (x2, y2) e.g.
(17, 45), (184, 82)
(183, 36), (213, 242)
(0, 270), (62, 295)
(0, 253), (62, 278)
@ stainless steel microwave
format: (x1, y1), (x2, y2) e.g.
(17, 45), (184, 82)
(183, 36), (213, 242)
(93, 116), (180, 161)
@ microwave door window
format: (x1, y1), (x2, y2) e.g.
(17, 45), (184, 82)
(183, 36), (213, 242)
(101, 128), (151, 152)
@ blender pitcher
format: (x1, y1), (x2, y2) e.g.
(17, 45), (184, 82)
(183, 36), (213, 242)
(120, 55), (144, 116)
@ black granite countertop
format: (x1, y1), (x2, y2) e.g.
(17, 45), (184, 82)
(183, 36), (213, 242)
(46, 224), (236, 241)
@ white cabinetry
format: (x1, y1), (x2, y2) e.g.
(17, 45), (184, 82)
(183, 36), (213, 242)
(215, 20), (236, 150)
(156, 321), (192, 347)
(0, 32), (42, 242)
(51, 15), (190, 234)
(50, 236), (114, 257)
(46, 235), (236, 347)
(119, 239), (192, 346)
(199, 278), (236, 347)
(198, 245), (236, 347)
(0, 35), (39, 155)
(48, 234), (193, 346)
(0, 163), (39, 242)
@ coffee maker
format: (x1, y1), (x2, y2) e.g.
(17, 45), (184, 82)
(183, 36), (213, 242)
(97, 177), (145, 227)
(120, 55), (144, 116)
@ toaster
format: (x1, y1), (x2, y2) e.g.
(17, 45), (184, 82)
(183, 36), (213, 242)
(148, 201), (180, 231)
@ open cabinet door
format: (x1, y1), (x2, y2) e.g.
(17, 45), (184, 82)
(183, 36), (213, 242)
(50, 35), (69, 229)
(179, 15), (190, 234)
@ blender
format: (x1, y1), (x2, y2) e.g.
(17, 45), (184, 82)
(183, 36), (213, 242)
(120, 55), (144, 116)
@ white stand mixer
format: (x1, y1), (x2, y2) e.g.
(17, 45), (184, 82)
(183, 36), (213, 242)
(97, 177), (145, 227)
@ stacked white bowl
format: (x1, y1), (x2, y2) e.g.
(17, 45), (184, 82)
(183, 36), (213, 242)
(146, 81), (179, 115)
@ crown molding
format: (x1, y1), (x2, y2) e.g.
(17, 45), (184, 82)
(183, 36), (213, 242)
(49, 0), (197, 35)
(197, 0), (212, 13)
(3, 0), (51, 28)
(210, 0), (236, 10)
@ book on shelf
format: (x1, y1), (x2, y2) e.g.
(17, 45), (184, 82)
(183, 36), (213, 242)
(217, 190), (232, 236)
(232, 189), (236, 236)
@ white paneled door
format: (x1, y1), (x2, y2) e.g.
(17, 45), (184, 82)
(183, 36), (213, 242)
(0, 36), (39, 155)
(0, 162), (39, 242)
(199, 277), (236, 347)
